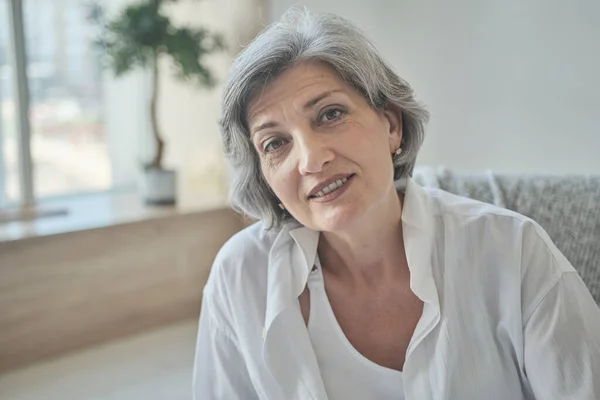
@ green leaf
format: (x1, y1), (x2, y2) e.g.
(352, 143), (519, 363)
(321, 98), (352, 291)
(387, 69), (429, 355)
(89, 0), (225, 83)
(163, 28), (226, 87)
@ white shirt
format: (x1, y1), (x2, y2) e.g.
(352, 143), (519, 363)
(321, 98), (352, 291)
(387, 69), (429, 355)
(193, 178), (600, 400)
(307, 256), (405, 399)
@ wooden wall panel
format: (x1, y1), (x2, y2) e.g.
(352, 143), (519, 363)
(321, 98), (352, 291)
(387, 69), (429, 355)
(0, 209), (245, 373)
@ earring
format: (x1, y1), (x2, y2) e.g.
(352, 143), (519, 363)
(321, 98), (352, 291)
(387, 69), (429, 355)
(394, 147), (403, 157)
(278, 203), (285, 210)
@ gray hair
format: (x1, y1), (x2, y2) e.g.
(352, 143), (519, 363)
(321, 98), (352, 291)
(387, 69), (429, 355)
(220, 8), (429, 229)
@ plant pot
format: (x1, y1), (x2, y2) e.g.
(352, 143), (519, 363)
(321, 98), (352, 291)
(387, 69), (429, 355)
(140, 168), (177, 205)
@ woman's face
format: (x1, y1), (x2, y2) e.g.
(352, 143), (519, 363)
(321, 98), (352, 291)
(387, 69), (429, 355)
(247, 61), (402, 232)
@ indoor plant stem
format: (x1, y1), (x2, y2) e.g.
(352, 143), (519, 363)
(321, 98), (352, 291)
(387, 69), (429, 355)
(149, 50), (164, 170)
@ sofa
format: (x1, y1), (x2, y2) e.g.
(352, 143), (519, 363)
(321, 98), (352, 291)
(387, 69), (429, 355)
(412, 166), (600, 305)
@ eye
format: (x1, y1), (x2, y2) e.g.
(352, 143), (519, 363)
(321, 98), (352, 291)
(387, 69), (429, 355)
(263, 138), (285, 154)
(318, 107), (345, 124)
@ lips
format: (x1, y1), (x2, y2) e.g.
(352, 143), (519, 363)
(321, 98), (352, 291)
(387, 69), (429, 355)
(308, 174), (355, 199)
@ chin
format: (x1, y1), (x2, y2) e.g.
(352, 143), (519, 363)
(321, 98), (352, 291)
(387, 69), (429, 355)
(311, 206), (365, 233)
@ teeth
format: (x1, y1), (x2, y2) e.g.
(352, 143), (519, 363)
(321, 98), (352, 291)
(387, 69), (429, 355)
(312, 176), (351, 198)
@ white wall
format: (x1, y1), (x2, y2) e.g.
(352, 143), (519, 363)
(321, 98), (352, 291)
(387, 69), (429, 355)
(270, 0), (600, 174)
(104, 0), (153, 189)
(158, 0), (267, 207)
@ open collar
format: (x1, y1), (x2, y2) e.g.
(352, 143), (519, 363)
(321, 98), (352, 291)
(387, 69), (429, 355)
(265, 177), (440, 314)
(261, 178), (440, 399)
(400, 177), (440, 306)
(262, 221), (326, 399)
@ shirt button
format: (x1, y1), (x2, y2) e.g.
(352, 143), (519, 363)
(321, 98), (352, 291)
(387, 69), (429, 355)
(311, 265), (317, 273)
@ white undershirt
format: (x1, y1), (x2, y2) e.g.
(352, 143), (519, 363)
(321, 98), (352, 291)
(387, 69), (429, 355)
(307, 258), (405, 400)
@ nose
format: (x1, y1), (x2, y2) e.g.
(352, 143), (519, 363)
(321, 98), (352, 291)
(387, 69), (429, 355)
(296, 130), (335, 175)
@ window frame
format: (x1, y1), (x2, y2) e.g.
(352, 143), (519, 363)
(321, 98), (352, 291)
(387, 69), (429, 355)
(6, 0), (34, 206)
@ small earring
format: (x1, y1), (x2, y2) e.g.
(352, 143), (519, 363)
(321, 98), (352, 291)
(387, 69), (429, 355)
(394, 147), (403, 157)
(278, 203), (285, 210)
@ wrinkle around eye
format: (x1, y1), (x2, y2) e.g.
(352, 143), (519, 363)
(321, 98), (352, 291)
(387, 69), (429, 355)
(261, 136), (291, 156)
(317, 105), (348, 126)
(264, 138), (284, 153)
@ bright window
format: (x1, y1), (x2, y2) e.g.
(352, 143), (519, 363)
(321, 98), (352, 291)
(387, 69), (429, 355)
(1, 0), (229, 215)
(23, 0), (111, 198)
(1, 0), (115, 211)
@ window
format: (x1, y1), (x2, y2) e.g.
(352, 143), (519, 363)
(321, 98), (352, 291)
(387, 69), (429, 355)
(23, 0), (111, 198)
(1, 0), (230, 219)
(1, 0), (113, 209)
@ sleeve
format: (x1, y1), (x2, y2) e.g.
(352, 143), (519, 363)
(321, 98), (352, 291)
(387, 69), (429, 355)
(522, 223), (600, 399)
(192, 291), (259, 400)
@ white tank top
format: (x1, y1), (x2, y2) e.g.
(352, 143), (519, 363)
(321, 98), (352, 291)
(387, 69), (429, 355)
(306, 258), (405, 400)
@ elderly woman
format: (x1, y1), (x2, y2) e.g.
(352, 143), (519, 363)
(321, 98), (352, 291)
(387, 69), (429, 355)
(193, 9), (600, 400)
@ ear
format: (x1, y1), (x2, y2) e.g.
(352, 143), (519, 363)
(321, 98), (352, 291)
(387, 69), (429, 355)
(382, 104), (403, 153)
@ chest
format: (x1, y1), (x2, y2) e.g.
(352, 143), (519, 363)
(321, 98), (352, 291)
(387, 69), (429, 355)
(335, 285), (423, 371)
(300, 280), (423, 372)
(260, 269), (527, 400)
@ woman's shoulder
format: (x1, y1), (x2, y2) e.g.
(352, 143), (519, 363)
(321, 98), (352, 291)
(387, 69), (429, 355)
(425, 186), (566, 250)
(426, 186), (577, 317)
(203, 221), (279, 299)
(199, 221), (282, 342)
(428, 186), (569, 265)
(214, 221), (278, 265)
(425, 185), (526, 223)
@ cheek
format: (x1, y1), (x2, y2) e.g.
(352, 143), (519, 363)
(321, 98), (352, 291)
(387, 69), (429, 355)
(261, 157), (298, 199)
(348, 120), (389, 154)
(346, 112), (386, 138)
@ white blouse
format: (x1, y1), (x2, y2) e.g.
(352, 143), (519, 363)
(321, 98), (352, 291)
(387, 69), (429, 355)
(193, 178), (600, 400)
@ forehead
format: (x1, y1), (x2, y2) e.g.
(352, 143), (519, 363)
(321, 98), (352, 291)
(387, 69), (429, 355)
(246, 61), (349, 123)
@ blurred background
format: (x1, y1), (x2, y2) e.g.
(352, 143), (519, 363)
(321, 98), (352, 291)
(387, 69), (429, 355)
(0, 0), (110, 204)
(0, 0), (598, 399)
(285, 0), (600, 175)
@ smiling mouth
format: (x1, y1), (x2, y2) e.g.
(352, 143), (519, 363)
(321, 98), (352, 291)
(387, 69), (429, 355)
(309, 174), (355, 199)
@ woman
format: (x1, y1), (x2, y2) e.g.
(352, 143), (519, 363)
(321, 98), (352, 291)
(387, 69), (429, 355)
(194, 9), (600, 400)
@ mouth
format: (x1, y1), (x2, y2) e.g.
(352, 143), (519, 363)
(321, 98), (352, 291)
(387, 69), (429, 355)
(308, 174), (355, 199)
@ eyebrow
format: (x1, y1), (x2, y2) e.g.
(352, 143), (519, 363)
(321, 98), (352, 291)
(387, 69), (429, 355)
(250, 89), (344, 137)
(302, 89), (343, 111)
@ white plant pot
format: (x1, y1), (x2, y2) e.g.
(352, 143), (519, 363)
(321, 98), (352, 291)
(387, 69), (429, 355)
(140, 168), (177, 205)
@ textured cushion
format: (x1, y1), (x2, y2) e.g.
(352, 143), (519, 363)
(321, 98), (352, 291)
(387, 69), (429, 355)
(413, 166), (600, 304)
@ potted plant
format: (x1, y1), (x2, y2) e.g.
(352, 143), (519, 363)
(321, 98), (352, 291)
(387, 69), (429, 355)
(88, 0), (224, 205)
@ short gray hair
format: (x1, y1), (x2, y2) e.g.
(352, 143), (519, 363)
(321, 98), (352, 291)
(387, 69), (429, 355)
(220, 8), (429, 229)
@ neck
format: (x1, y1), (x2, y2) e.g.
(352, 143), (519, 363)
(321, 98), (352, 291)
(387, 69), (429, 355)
(317, 186), (408, 287)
